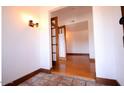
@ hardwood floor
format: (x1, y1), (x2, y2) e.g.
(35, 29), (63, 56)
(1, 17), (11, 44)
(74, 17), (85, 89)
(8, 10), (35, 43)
(51, 55), (96, 80)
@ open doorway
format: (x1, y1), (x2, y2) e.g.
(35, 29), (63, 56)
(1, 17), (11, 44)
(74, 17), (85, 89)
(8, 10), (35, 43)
(50, 6), (95, 80)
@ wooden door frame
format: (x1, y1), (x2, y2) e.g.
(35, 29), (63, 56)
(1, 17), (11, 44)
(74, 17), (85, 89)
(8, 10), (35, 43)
(121, 6), (124, 31)
(51, 16), (59, 66)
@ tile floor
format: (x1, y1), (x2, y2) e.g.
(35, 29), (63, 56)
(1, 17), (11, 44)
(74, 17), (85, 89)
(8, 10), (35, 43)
(18, 72), (106, 86)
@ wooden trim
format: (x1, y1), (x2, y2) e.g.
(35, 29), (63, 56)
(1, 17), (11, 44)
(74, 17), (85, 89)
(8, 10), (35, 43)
(121, 6), (124, 16)
(89, 59), (95, 63)
(67, 53), (89, 56)
(52, 36), (56, 37)
(51, 16), (59, 66)
(64, 25), (67, 57)
(5, 69), (41, 86)
(116, 81), (121, 86)
(52, 61), (56, 67)
(121, 6), (124, 32)
(59, 57), (66, 61)
(96, 77), (120, 86)
(40, 68), (51, 74)
(52, 52), (56, 54)
(4, 68), (51, 86)
(52, 44), (57, 45)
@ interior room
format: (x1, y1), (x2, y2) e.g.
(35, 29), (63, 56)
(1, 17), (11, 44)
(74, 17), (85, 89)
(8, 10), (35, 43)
(50, 6), (96, 80)
(2, 6), (124, 86)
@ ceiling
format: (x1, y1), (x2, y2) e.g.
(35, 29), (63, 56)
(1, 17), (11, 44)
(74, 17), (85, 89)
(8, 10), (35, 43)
(66, 21), (88, 31)
(52, 6), (92, 16)
(51, 6), (92, 31)
(51, 6), (92, 25)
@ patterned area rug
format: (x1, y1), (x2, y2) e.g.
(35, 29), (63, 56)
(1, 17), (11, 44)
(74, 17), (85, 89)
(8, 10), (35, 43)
(18, 72), (105, 86)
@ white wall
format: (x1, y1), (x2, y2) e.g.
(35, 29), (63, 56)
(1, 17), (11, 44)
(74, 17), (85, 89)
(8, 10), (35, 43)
(113, 7), (124, 85)
(59, 33), (66, 57)
(2, 6), (56, 85)
(88, 11), (95, 58)
(39, 7), (57, 69)
(0, 7), (1, 84)
(66, 30), (89, 54)
(93, 6), (124, 83)
(3, 6), (124, 86)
